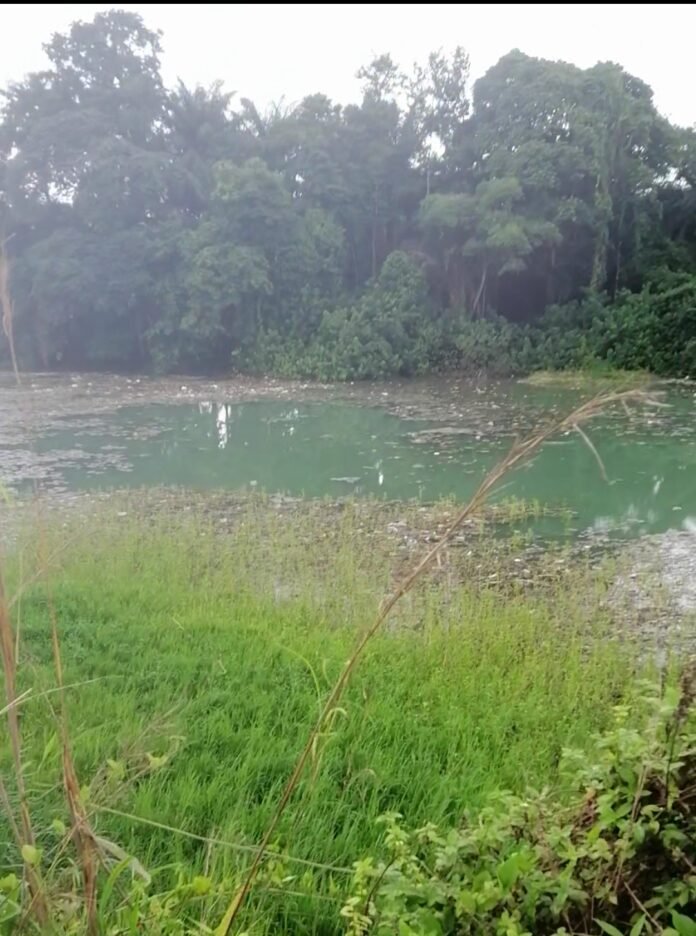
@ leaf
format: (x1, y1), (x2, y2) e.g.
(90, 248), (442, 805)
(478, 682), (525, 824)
(21, 844), (40, 866)
(145, 752), (169, 770)
(192, 875), (212, 896)
(215, 885), (245, 936)
(497, 852), (522, 889)
(597, 922), (624, 936)
(94, 835), (151, 884)
(107, 758), (126, 780)
(98, 857), (134, 919)
(671, 912), (696, 936)
(0, 874), (19, 894)
(457, 891), (477, 915)
(38, 732), (58, 770)
(630, 914), (646, 936)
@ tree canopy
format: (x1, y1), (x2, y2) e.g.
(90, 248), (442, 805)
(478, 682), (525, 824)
(1, 11), (694, 376)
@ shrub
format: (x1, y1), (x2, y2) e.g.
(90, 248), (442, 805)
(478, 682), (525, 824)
(342, 669), (696, 936)
(245, 268), (696, 381)
(449, 314), (532, 376)
(534, 274), (696, 378)
(244, 251), (449, 380)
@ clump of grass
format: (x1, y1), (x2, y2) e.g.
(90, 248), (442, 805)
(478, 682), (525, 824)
(2, 503), (647, 932)
(0, 566), (49, 926)
(519, 368), (652, 388)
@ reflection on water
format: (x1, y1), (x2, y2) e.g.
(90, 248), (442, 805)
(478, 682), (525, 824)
(216, 405), (228, 450)
(6, 382), (695, 539)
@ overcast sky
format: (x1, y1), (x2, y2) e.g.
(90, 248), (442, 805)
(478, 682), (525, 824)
(2, 3), (694, 127)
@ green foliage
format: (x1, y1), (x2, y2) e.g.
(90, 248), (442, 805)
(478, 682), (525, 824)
(1, 503), (639, 933)
(0, 12), (694, 376)
(343, 674), (696, 935)
(450, 315), (533, 377)
(249, 251), (447, 380)
(532, 274), (696, 377)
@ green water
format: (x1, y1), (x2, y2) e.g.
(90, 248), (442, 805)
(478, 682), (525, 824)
(25, 381), (696, 538)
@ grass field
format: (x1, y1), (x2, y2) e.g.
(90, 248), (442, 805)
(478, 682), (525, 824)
(0, 500), (651, 933)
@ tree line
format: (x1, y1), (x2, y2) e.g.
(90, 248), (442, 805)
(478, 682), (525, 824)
(1, 10), (695, 377)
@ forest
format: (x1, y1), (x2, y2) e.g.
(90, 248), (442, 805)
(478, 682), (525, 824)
(1, 9), (695, 379)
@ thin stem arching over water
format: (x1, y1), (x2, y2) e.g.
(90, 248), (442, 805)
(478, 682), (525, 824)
(216, 386), (654, 935)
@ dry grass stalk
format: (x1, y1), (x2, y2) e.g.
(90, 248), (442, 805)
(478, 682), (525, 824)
(92, 804), (354, 874)
(0, 531), (100, 930)
(217, 387), (654, 934)
(40, 527), (100, 935)
(0, 568), (49, 923)
(675, 657), (696, 725)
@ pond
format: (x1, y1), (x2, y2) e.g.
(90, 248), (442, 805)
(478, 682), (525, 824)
(1, 375), (695, 538)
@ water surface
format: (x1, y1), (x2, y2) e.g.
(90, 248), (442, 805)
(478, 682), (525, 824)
(8, 380), (694, 538)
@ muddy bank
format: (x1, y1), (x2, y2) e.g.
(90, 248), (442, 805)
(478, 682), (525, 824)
(0, 369), (682, 437)
(605, 531), (696, 654)
(4, 485), (693, 654)
(0, 371), (693, 653)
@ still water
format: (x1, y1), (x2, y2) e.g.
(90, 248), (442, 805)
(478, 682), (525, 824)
(20, 380), (696, 538)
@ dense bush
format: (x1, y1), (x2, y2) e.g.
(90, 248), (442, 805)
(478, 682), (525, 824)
(449, 315), (533, 377)
(343, 670), (696, 936)
(247, 252), (451, 380)
(530, 274), (696, 378)
(245, 266), (696, 382)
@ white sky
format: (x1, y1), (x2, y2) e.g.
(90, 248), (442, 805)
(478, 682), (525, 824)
(1, 3), (694, 127)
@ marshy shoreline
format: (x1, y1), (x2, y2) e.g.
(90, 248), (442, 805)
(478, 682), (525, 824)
(1, 369), (694, 650)
(1, 371), (694, 935)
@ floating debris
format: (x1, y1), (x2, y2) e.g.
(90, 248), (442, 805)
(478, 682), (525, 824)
(408, 427), (477, 444)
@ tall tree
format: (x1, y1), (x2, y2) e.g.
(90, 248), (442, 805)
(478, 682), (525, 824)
(0, 11), (692, 376)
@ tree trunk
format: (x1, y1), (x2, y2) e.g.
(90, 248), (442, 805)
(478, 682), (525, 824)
(371, 185), (380, 280)
(546, 246), (556, 306)
(613, 200), (627, 299)
(590, 128), (613, 293)
(371, 219), (378, 281)
(0, 245), (21, 383)
(473, 266), (487, 318)
(34, 314), (50, 369)
(446, 252), (463, 308)
(591, 213), (609, 293)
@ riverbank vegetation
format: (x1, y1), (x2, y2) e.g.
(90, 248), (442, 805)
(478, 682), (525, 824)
(2, 497), (692, 934)
(1, 11), (696, 379)
(1, 494), (694, 933)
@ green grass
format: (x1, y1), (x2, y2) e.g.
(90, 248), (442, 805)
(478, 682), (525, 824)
(1, 502), (649, 933)
(520, 367), (652, 388)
